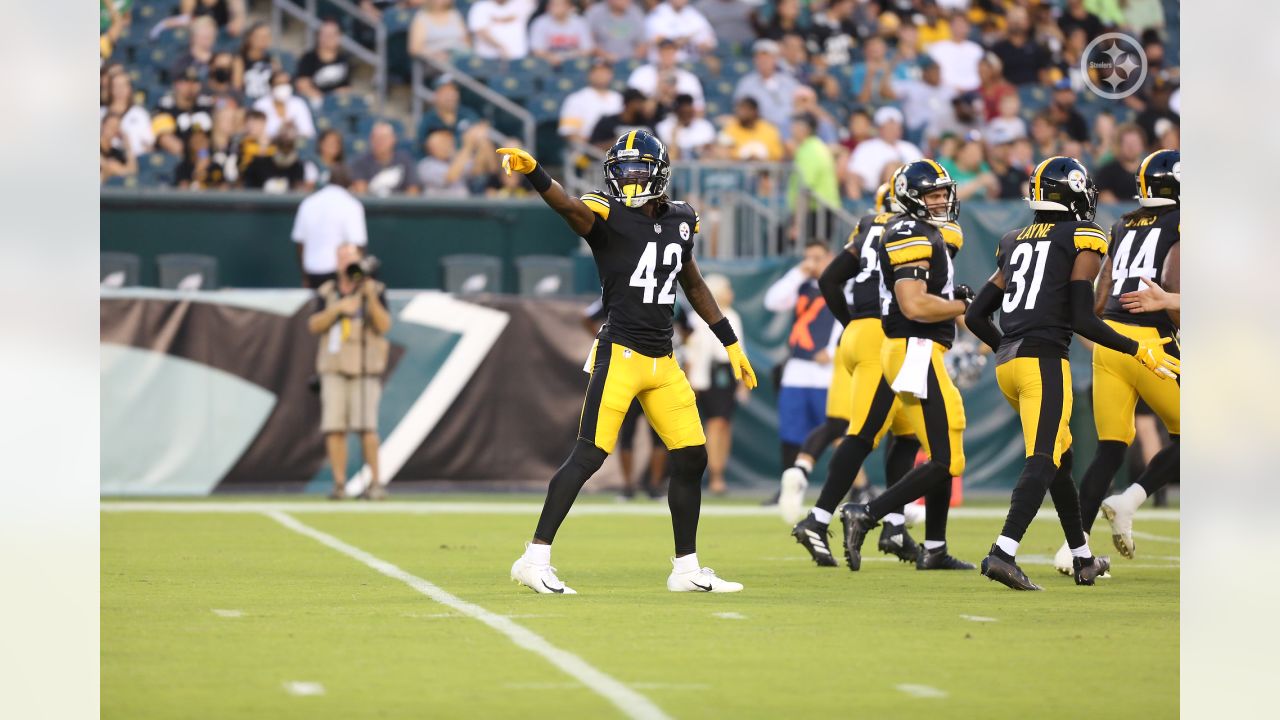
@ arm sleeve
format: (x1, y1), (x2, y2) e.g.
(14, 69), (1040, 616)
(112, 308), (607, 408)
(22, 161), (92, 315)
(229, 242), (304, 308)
(963, 281), (1004, 352)
(818, 250), (859, 326)
(1070, 280), (1138, 355)
(762, 266), (806, 312)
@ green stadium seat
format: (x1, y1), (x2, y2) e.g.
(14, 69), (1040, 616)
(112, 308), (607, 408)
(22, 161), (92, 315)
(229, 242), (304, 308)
(383, 6), (415, 33)
(101, 252), (141, 287)
(515, 255), (575, 297)
(529, 93), (562, 124)
(137, 153), (179, 187)
(487, 73), (537, 102)
(442, 254), (503, 294)
(157, 254), (219, 291)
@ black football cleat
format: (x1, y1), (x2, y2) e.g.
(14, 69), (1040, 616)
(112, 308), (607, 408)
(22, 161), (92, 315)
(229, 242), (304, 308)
(791, 516), (838, 567)
(980, 547), (1042, 590)
(917, 544), (976, 571)
(877, 522), (919, 563)
(1073, 555), (1111, 586)
(837, 503), (879, 571)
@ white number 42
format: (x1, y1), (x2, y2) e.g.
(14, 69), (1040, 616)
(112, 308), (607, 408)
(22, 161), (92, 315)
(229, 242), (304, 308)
(630, 242), (684, 304)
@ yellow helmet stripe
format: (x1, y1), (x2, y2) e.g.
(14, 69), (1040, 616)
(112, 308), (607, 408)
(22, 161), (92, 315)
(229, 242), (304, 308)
(625, 130), (637, 150)
(924, 158), (945, 177)
(1137, 151), (1156, 199)
(1031, 156), (1063, 201)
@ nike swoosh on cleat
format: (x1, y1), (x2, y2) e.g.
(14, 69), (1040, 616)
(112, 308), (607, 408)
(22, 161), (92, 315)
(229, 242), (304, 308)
(541, 580), (565, 594)
(690, 580), (713, 591)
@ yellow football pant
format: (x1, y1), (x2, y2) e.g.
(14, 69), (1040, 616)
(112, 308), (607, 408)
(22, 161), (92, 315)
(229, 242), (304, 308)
(1092, 320), (1180, 443)
(579, 339), (706, 454)
(880, 338), (967, 476)
(830, 318), (914, 445)
(996, 356), (1073, 465)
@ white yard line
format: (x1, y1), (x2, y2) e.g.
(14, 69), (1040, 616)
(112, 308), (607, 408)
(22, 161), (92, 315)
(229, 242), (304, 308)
(712, 612), (747, 620)
(210, 609), (243, 618)
(959, 615), (998, 623)
(283, 681), (325, 696)
(896, 683), (948, 699)
(265, 511), (670, 720)
(1131, 530), (1180, 544)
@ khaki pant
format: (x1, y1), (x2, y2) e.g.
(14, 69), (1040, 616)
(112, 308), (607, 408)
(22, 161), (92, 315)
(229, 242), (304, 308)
(321, 374), (381, 433)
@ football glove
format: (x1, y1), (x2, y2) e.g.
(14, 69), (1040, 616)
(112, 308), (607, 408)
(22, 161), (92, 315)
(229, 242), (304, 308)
(1134, 337), (1180, 380)
(725, 342), (757, 390)
(953, 283), (975, 308)
(497, 147), (538, 175)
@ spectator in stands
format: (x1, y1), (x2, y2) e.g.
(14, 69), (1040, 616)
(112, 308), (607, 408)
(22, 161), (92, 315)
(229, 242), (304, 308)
(791, 86), (838, 144)
(1136, 78), (1179, 147)
(175, 123), (236, 189)
(716, 96), (784, 161)
(927, 13), (983, 92)
(468, 0), (536, 60)
(628, 39), (704, 109)
(293, 164), (367, 289)
(171, 15), (218, 84)
(926, 90), (982, 148)
(306, 128), (346, 188)
(695, 0), (755, 50)
(180, 0), (246, 37)
(734, 40), (799, 140)
(559, 60), (623, 146)
(986, 92), (1028, 144)
(916, 0), (951, 48)
(844, 106), (921, 199)
(685, 273), (744, 495)
(153, 67), (215, 156)
(809, 0), (857, 66)
(1092, 110), (1119, 164)
(1095, 124), (1147, 203)
(415, 77), (480, 154)
(778, 33), (814, 84)
(754, 0), (808, 41)
(645, 0), (716, 62)
(234, 22), (280, 102)
(942, 138), (997, 201)
(296, 20), (353, 107)
(589, 88), (655, 150)
(584, 0), (645, 63)
(417, 123), (497, 197)
(352, 121), (421, 196)
(1028, 111), (1060, 159)
(978, 53), (1016, 122)
(1059, 0), (1105, 42)
(1048, 79), (1089, 143)
(243, 126), (306, 193)
(100, 113), (137, 185)
(985, 126), (1029, 199)
(529, 0), (594, 67)
(991, 5), (1049, 86)
(236, 109), (271, 175)
(787, 113), (839, 229)
(206, 52), (239, 104)
(837, 108), (873, 154)
(656, 93), (716, 159)
(102, 71), (153, 157)
(894, 56), (952, 146)
(894, 22), (923, 69)
(253, 71), (316, 140)
(410, 0), (472, 61)
(850, 35), (907, 107)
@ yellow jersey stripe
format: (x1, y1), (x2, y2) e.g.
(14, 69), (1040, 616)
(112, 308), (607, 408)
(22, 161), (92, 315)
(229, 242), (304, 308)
(1137, 151), (1155, 199)
(884, 235), (928, 250)
(581, 193), (609, 204)
(625, 130), (637, 150)
(887, 244), (933, 265)
(941, 223), (964, 250)
(1031, 157), (1060, 201)
(582, 196), (610, 219)
(1074, 234), (1108, 254)
(1074, 228), (1108, 240)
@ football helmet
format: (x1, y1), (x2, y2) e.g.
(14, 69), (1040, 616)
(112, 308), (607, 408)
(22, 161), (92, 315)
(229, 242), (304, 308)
(603, 130), (670, 208)
(1027, 155), (1098, 221)
(893, 160), (959, 224)
(1136, 149), (1180, 207)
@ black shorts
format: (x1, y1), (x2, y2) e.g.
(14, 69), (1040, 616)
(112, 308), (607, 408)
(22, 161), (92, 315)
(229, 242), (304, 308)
(696, 362), (738, 420)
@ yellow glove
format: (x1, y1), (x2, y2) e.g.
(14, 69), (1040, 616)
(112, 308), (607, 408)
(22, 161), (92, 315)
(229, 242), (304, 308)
(496, 147), (538, 175)
(725, 341), (757, 390)
(1134, 337), (1180, 380)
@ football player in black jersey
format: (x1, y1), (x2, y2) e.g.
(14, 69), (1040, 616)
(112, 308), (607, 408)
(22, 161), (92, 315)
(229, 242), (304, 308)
(833, 160), (978, 572)
(963, 156), (1179, 590)
(1069, 149), (1182, 564)
(498, 131), (757, 594)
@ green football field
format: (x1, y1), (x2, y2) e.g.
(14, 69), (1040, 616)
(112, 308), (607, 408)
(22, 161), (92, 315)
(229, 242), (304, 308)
(101, 497), (1178, 719)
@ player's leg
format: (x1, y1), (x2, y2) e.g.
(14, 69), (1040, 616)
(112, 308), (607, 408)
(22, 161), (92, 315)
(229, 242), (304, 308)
(1077, 336), (1141, 532)
(879, 429), (925, 556)
(616, 400), (642, 500)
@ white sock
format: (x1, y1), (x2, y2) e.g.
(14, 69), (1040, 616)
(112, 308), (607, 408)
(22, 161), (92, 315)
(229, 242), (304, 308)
(673, 553), (700, 574)
(795, 457), (813, 474)
(811, 508), (833, 525)
(884, 512), (906, 526)
(523, 542), (551, 567)
(1122, 484), (1148, 507)
(995, 535), (1019, 556)
(1070, 544), (1093, 559)
(923, 540), (945, 550)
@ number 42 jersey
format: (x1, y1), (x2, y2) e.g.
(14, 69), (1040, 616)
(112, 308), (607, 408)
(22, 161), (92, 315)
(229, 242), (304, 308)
(579, 191), (699, 357)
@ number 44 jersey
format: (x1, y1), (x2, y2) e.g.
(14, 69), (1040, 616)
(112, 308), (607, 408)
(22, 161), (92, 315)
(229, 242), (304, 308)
(1102, 206), (1179, 337)
(580, 190), (699, 357)
(996, 219), (1110, 358)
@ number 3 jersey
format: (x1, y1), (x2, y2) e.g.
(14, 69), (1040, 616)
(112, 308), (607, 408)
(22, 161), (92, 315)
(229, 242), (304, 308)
(995, 219), (1110, 358)
(1102, 206), (1179, 337)
(579, 191), (699, 357)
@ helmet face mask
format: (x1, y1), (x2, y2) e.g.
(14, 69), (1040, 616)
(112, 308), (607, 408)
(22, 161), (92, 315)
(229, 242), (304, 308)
(1027, 156), (1099, 221)
(894, 161), (959, 224)
(603, 131), (671, 207)
(1137, 149), (1180, 207)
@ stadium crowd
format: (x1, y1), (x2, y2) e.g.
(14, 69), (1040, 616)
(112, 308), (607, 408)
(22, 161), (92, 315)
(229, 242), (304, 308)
(101, 0), (1179, 206)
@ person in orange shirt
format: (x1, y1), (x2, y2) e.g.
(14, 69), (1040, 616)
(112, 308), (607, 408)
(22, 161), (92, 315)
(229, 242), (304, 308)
(716, 97), (785, 161)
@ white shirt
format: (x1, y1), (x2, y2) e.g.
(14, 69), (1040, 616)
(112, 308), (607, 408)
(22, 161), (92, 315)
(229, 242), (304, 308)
(627, 64), (704, 108)
(847, 137), (923, 194)
(893, 78), (954, 132)
(927, 39), (985, 92)
(468, 0), (536, 60)
(762, 267), (841, 389)
(684, 307), (744, 391)
(291, 185), (368, 274)
(101, 105), (154, 156)
(644, 3), (716, 61)
(252, 95), (316, 140)
(655, 115), (717, 158)
(558, 87), (623, 139)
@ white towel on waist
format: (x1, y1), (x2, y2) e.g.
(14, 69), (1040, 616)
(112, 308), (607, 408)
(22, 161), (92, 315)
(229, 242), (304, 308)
(891, 337), (934, 399)
(582, 339), (599, 373)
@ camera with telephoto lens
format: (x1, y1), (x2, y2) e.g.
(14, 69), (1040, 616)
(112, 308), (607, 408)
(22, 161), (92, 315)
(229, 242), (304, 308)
(344, 255), (381, 281)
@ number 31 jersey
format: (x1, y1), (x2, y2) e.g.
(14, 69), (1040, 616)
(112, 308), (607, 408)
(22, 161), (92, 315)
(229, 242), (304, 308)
(1102, 206), (1179, 337)
(996, 219), (1109, 358)
(580, 191), (698, 357)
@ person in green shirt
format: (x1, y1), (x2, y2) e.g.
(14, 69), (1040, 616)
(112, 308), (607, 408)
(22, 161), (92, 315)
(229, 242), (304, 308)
(788, 114), (839, 210)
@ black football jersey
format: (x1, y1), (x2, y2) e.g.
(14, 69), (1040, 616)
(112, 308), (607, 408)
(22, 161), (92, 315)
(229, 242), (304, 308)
(1102, 206), (1179, 337)
(876, 216), (964, 348)
(843, 211), (896, 320)
(579, 191), (698, 357)
(995, 219), (1109, 358)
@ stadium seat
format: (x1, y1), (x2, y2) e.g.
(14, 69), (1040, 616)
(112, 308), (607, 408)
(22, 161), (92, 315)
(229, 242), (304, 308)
(487, 73), (537, 103)
(562, 56), (594, 75)
(515, 256), (575, 298)
(707, 79), (735, 100)
(457, 54), (498, 80)
(101, 252), (141, 288)
(547, 74), (580, 95)
(383, 5), (416, 33)
(137, 153), (179, 188)
(156, 254), (219, 291)
(277, 50), (297, 76)
(613, 58), (643, 78)
(529, 94), (562, 124)
(324, 92), (369, 115)
(1018, 84), (1051, 111)
(441, 254), (503, 295)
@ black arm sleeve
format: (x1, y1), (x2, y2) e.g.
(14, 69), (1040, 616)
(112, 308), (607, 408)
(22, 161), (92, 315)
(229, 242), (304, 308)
(963, 281), (1004, 352)
(1069, 280), (1139, 355)
(818, 250), (859, 326)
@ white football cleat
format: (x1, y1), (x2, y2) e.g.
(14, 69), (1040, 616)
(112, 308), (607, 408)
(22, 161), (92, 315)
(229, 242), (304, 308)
(667, 562), (744, 593)
(511, 557), (577, 595)
(1053, 540), (1073, 575)
(903, 502), (927, 528)
(1100, 495), (1138, 559)
(778, 468), (808, 524)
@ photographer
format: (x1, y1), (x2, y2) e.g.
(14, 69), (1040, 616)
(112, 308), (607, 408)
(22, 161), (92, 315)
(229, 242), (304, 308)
(307, 243), (392, 499)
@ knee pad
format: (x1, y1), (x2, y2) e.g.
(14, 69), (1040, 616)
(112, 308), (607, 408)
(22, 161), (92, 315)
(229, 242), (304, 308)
(569, 438), (609, 475)
(669, 444), (708, 478)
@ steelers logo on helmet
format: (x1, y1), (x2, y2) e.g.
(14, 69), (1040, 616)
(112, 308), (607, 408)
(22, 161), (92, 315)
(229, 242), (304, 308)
(679, 221), (690, 240)
(894, 159), (959, 224)
(1172, 161), (1181, 182)
(894, 172), (909, 198)
(1067, 168), (1087, 193)
(1028, 156), (1098, 221)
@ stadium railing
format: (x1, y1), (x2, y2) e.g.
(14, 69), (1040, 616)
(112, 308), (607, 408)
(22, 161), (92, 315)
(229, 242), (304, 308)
(411, 55), (536, 154)
(270, 0), (388, 111)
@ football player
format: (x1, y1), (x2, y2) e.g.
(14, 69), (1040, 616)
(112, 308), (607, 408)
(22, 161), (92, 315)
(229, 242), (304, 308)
(832, 160), (977, 572)
(1067, 149), (1181, 564)
(964, 156), (1179, 590)
(498, 131), (757, 594)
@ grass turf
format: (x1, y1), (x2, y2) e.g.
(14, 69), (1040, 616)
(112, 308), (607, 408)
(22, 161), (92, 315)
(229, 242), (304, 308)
(101, 500), (1178, 719)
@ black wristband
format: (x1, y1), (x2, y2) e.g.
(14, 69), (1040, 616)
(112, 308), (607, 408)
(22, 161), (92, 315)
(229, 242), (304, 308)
(526, 164), (553, 193)
(709, 317), (738, 346)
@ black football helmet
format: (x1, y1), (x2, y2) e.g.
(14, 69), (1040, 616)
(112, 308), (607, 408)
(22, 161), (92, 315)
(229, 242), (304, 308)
(874, 175), (902, 214)
(1027, 156), (1098, 221)
(603, 130), (670, 207)
(893, 160), (959, 223)
(1136, 149), (1179, 207)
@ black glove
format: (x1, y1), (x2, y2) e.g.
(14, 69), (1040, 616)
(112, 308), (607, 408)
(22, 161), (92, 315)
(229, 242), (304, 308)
(954, 283), (975, 308)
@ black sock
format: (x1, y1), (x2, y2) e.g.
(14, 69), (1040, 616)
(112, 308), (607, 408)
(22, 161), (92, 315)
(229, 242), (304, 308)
(869, 461), (948, 520)
(668, 445), (708, 556)
(799, 417), (850, 463)
(990, 544), (1014, 562)
(883, 434), (921, 516)
(781, 442), (800, 471)
(1079, 440), (1128, 533)
(924, 470), (953, 543)
(1137, 437), (1180, 496)
(999, 453), (1057, 543)
(814, 435), (873, 514)
(1047, 449), (1086, 549)
(534, 439), (608, 543)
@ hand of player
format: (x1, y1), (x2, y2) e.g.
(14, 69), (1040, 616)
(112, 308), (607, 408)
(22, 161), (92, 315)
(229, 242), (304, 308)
(725, 341), (757, 390)
(496, 147), (538, 175)
(1120, 277), (1176, 313)
(1134, 337), (1180, 380)
(953, 283), (975, 308)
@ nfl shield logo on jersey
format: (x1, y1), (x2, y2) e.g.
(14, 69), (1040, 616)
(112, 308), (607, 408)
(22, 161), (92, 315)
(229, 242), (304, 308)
(653, 223), (662, 234)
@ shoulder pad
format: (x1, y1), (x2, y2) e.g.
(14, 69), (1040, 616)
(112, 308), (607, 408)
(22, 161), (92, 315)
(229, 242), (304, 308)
(1072, 222), (1109, 255)
(581, 191), (611, 220)
(883, 230), (934, 266)
(940, 222), (964, 251)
